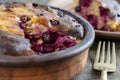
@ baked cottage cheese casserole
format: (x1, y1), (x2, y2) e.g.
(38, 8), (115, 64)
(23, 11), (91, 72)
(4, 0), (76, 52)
(0, 2), (84, 56)
(74, 0), (120, 31)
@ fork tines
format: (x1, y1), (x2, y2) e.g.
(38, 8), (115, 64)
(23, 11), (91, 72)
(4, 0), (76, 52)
(94, 41), (116, 71)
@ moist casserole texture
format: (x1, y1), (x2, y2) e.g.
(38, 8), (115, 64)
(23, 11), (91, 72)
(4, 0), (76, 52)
(0, 2), (84, 56)
(74, 0), (120, 31)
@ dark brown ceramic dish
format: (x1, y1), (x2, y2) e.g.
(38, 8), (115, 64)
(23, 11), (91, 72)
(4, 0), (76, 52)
(0, 3), (95, 80)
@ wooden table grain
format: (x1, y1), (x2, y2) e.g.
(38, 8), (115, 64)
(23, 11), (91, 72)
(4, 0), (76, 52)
(73, 38), (120, 80)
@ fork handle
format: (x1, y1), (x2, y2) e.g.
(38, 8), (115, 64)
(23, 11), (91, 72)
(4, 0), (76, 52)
(100, 70), (107, 80)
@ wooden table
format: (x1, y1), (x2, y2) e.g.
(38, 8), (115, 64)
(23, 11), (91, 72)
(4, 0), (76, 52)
(73, 38), (120, 80)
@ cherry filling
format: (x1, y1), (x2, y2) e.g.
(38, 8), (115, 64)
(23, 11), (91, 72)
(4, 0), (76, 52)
(99, 6), (110, 17)
(101, 25), (111, 31)
(75, 0), (114, 31)
(19, 17), (77, 53)
(42, 30), (57, 44)
(87, 14), (98, 28)
(79, 0), (92, 7)
(42, 43), (55, 53)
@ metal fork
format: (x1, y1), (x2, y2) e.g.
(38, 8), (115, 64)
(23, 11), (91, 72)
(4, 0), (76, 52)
(94, 41), (116, 80)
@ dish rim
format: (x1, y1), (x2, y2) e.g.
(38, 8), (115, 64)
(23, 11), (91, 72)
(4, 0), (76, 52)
(0, 4), (95, 67)
(95, 30), (120, 39)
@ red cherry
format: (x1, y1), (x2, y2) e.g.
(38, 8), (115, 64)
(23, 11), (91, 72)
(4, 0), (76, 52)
(42, 44), (55, 53)
(79, 0), (92, 7)
(31, 44), (43, 52)
(64, 40), (76, 47)
(19, 23), (26, 29)
(87, 14), (98, 28)
(101, 25), (111, 31)
(55, 42), (65, 50)
(55, 36), (77, 50)
(42, 30), (56, 44)
(99, 6), (110, 17)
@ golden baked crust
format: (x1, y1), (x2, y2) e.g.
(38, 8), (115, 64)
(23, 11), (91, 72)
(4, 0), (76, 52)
(0, 2), (84, 55)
